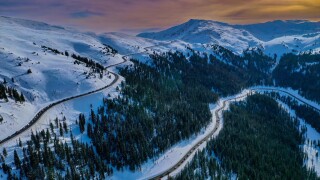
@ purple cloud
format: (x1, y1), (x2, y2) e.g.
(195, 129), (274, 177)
(0, 0), (319, 33)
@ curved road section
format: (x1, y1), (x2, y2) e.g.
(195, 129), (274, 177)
(148, 88), (320, 180)
(0, 44), (159, 146)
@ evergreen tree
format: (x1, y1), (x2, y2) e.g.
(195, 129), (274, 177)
(14, 150), (21, 169)
(3, 148), (7, 157)
(20, 92), (25, 102)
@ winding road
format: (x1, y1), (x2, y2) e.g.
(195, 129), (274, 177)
(0, 43), (159, 146)
(147, 87), (320, 180)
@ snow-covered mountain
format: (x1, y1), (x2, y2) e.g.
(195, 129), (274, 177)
(138, 19), (320, 55)
(236, 20), (320, 41)
(138, 19), (262, 54)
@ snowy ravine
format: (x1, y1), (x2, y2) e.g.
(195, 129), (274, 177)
(276, 101), (320, 176)
(251, 87), (320, 176)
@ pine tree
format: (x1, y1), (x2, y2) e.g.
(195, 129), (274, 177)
(50, 122), (54, 133)
(47, 167), (55, 180)
(54, 117), (59, 128)
(14, 150), (21, 169)
(79, 114), (86, 133)
(59, 124), (63, 136)
(3, 148), (7, 157)
(63, 122), (68, 133)
(2, 163), (10, 174)
(87, 123), (92, 138)
(20, 92), (25, 102)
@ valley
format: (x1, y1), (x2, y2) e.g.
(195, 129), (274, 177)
(0, 16), (320, 179)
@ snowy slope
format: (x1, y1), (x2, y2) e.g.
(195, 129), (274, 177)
(99, 32), (157, 54)
(0, 16), (161, 179)
(138, 19), (320, 55)
(0, 16), (125, 140)
(263, 33), (320, 56)
(236, 20), (320, 41)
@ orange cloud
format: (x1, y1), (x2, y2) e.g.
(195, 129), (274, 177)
(0, 0), (319, 32)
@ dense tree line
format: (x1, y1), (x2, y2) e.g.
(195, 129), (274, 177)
(102, 44), (118, 54)
(71, 54), (104, 72)
(175, 150), (229, 180)
(86, 55), (218, 170)
(41, 45), (63, 55)
(0, 83), (25, 103)
(1, 118), (113, 179)
(266, 92), (320, 133)
(212, 45), (276, 73)
(176, 94), (319, 179)
(152, 50), (273, 96)
(80, 50), (277, 171)
(209, 45), (275, 86)
(273, 53), (320, 102)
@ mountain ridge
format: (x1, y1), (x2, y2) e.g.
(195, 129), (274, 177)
(138, 18), (320, 55)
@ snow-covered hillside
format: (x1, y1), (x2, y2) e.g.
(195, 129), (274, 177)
(138, 19), (320, 55)
(99, 32), (157, 54)
(0, 16), (128, 140)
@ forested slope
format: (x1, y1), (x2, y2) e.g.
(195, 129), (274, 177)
(176, 94), (319, 180)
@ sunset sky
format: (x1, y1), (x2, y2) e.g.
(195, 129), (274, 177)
(1, 0), (319, 33)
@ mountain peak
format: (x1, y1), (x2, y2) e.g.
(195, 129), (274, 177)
(187, 19), (210, 23)
(185, 19), (229, 26)
(138, 19), (260, 54)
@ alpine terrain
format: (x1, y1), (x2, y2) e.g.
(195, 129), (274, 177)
(0, 15), (320, 180)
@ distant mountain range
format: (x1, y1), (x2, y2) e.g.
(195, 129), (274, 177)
(138, 19), (320, 54)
